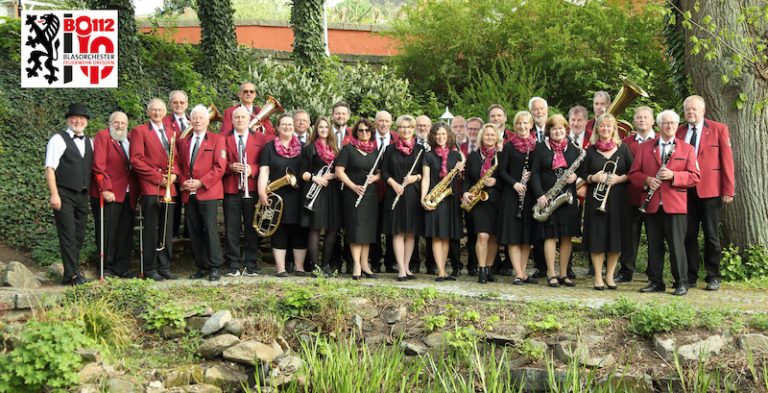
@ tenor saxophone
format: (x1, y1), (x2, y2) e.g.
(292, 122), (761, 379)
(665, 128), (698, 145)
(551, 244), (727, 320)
(423, 165), (462, 209)
(461, 161), (497, 212)
(532, 146), (586, 222)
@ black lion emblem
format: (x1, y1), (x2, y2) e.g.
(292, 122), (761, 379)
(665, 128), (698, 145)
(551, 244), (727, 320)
(25, 13), (61, 84)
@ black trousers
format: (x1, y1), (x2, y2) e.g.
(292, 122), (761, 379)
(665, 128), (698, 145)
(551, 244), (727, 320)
(370, 200), (395, 271)
(410, 236), (436, 272)
(90, 195), (134, 275)
(618, 207), (645, 277)
(464, 211), (478, 272)
(186, 196), (223, 272)
(686, 192), (723, 283)
(449, 239), (462, 272)
(140, 195), (174, 274)
(645, 207), (688, 287)
(223, 192), (260, 271)
(54, 188), (89, 280)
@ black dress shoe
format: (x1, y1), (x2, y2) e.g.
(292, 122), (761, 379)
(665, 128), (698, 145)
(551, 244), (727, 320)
(397, 276), (408, 282)
(673, 286), (688, 296)
(450, 269), (461, 277)
(352, 275), (361, 280)
(189, 270), (210, 279)
(159, 271), (178, 280)
(513, 277), (524, 285)
(444, 275), (456, 281)
(208, 270), (221, 281)
(639, 283), (665, 293)
(275, 271), (288, 278)
(467, 267), (478, 276)
(614, 274), (633, 283)
(362, 271), (378, 279)
(62, 275), (89, 286)
(558, 276), (575, 287)
(705, 279), (721, 291)
(145, 272), (165, 281)
(385, 267), (399, 274)
(531, 269), (547, 278)
(406, 274), (416, 280)
(435, 277), (445, 282)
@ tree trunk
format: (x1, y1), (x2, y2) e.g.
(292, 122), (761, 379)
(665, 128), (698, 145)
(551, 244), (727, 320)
(680, 0), (768, 248)
(290, 0), (326, 70)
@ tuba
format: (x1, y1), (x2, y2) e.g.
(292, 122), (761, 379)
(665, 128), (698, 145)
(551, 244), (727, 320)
(180, 104), (223, 139)
(608, 77), (650, 134)
(248, 96), (285, 133)
(253, 168), (298, 237)
(423, 166), (461, 210)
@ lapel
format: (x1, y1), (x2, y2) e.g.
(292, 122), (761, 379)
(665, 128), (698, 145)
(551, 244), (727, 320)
(652, 138), (662, 167)
(698, 120), (712, 158)
(112, 138), (129, 165)
(147, 122), (168, 157)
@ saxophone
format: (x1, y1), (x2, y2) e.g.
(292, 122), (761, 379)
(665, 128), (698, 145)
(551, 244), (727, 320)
(532, 146), (586, 222)
(461, 160), (497, 212)
(423, 165), (462, 209)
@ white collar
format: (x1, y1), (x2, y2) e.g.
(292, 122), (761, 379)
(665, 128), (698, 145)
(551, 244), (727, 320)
(635, 130), (655, 142)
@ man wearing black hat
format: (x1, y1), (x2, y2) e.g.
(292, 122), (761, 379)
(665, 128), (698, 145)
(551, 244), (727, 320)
(45, 103), (93, 285)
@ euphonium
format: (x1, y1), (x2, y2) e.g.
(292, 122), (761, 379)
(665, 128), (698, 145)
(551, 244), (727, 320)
(248, 96), (285, 133)
(532, 146), (586, 222)
(253, 168), (298, 237)
(423, 166), (461, 209)
(594, 158), (618, 213)
(461, 161), (497, 212)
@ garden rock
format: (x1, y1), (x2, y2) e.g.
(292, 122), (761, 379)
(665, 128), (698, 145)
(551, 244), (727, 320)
(105, 377), (139, 393)
(511, 367), (566, 392)
(48, 262), (64, 279)
(365, 334), (386, 346)
(485, 325), (527, 345)
(381, 305), (406, 324)
(161, 365), (204, 387)
(145, 380), (164, 393)
(598, 372), (654, 393)
(223, 340), (280, 365)
(198, 334), (240, 358)
(351, 314), (363, 335)
(79, 362), (105, 384)
(347, 297), (378, 319)
(201, 310), (232, 336)
(739, 334), (768, 354)
(224, 318), (244, 337)
(203, 364), (248, 391)
(79, 385), (99, 393)
(400, 340), (427, 356)
(186, 316), (208, 332)
(1, 261), (41, 288)
(677, 335), (726, 361)
(653, 336), (676, 362)
(160, 325), (186, 339)
(77, 348), (102, 363)
(274, 352), (304, 374)
(424, 331), (446, 347)
(276, 335), (291, 353)
(554, 341), (614, 368)
(165, 384), (223, 393)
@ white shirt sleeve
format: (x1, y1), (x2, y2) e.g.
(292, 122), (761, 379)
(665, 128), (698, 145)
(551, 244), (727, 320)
(44, 134), (66, 169)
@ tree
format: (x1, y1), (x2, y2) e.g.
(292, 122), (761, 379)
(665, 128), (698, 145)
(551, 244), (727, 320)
(673, 1), (768, 248)
(290, 0), (327, 70)
(85, 0), (142, 80)
(196, 0), (237, 79)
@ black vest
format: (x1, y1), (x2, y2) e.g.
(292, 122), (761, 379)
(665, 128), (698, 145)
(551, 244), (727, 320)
(55, 131), (93, 192)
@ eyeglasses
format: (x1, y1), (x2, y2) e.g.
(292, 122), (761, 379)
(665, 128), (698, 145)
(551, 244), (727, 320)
(241, 90), (255, 94)
(357, 128), (371, 133)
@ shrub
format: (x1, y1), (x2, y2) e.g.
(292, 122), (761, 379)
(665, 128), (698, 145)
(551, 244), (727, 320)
(141, 302), (188, 331)
(64, 277), (162, 314)
(747, 313), (768, 331)
(629, 302), (696, 337)
(278, 287), (319, 319)
(42, 296), (136, 350)
(423, 315), (448, 331)
(600, 295), (639, 318)
(527, 314), (563, 332)
(721, 244), (768, 282)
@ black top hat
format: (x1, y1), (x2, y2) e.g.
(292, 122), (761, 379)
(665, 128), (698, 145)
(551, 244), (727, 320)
(64, 103), (91, 119)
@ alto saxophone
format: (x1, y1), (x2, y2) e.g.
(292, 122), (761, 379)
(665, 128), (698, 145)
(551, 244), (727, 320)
(423, 165), (462, 209)
(532, 146), (586, 222)
(461, 160), (497, 212)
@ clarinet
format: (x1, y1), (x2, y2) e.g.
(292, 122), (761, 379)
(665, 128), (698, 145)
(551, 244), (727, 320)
(355, 145), (386, 208)
(515, 148), (531, 219)
(639, 143), (676, 213)
(391, 148), (424, 210)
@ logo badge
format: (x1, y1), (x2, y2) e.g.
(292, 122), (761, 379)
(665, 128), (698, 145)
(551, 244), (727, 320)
(21, 10), (118, 88)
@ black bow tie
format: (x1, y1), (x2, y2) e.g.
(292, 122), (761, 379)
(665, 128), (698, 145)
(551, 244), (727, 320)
(73, 135), (85, 140)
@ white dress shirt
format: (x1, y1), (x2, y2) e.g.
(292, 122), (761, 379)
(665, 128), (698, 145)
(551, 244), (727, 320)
(45, 128), (93, 169)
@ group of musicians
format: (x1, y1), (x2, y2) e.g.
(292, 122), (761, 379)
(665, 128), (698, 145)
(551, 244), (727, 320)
(45, 82), (735, 296)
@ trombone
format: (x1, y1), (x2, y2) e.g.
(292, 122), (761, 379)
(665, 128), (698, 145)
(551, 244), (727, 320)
(594, 158), (618, 213)
(157, 132), (175, 251)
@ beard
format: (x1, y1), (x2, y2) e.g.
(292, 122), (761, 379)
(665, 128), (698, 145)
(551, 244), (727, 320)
(110, 127), (127, 142)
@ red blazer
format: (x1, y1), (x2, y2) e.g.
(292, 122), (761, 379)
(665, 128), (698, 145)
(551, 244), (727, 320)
(177, 132), (227, 203)
(335, 126), (356, 147)
(220, 104), (275, 138)
(163, 114), (189, 136)
(570, 130), (592, 149)
(374, 131), (399, 201)
(223, 130), (267, 194)
(503, 129), (514, 144)
(89, 129), (139, 208)
(130, 123), (180, 197)
(628, 137), (700, 214)
(676, 119), (735, 198)
(622, 133), (654, 206)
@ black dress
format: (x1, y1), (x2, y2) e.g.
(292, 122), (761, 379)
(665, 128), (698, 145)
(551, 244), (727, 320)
(578, 144), (634, 253)
(464, 149), (500, 235)
(336, 144), (378, 243)
(299, 143), (341, 231)
(530, 141), (582, 240)
(497, 141), (535, 245)
(423, 150), (463, 240)
(259, 140), (303, 225)
(382, 143), (425, 236)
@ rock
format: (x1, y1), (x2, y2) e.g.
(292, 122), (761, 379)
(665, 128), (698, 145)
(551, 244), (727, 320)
(223, 340), (279, 365)
(76, 348), (102, 363)
(740, 334), (768, 354)
(49, 262), (64, 279)
(654, 375), (685, 392)
(0, 309), (31, 322)
(198, 306), (215, 317)
(105, 377), (139, 392)
(381, 305), (406, 324)
(678, 335), (725, 362)
(347, 297), (378, 319)
(511, 367), (566, 392)
(165, 384), (223, 393)
(274, 352), (304, 374)
(79, 384), (100, 393)
(1, 261), (41, 289)
(653, 336), (676, 362)
(485, 325), (527, 345)
(160, 325), (186, 339)
(201, 310), (232, 336)
(424, 331), (446, 347)
(145, 380), (164, 393)
(276, 336), (291, 353)
(203, 364), (248, 391)
(585, 354), (615, 368)
(400, 340), (427, 356)
(365, 334), (387, 346)
(15, 291), (61, 309)
(553, 341), (589, 364)
(598, 372), (654, 393)
(351, 314), (364, 335)
(161, 365), (205, 387)
(186, 316), (208, 332)
(79, 362), (105, 384)
(528, 339), (549, 356)
(224, 318), (244, 337)
(198, 334), (241, 358)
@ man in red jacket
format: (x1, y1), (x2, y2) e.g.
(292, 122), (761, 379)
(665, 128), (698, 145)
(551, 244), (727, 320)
(568, 106), (592, 149)
(90, 111), (138, 278)
(164, 90), (190, 239)
(178, 104), (228, 281)
(629, 110), (700, 296)
(222, 107), (267, 277)
(331, 101), (355, 149)
(130, 99), (179, 281)
(220, 82), (275, 136)
(677, 95), (735, 291)
(370, 110), (398, 274)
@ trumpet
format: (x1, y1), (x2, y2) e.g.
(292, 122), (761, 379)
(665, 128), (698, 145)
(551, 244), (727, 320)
(253, 168), (298, 237)
(594, 158), (618, 213)
(157, 133), (175, 251)
(304, 160), (333, 212)
(248, 96), (284, 133)
(180, 104), (222, 139)
(240, 143), (251, 199)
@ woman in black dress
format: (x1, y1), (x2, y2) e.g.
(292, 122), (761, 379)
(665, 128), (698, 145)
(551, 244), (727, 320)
(257, 114), (307, 277)
(300, 116), (341, 276)
(461, 123), (502, 284)
(335, 119), (381, 279)
(382, 115), (425, 281)
(579, 113), (633, 290)
(420, 122), (464, 282)
(498, 111), (538, 285)
(531, 114), (582, 288)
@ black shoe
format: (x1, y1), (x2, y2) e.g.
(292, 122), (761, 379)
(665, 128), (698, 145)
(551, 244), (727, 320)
(594, 285), (605, 291)
(385, 267), (399, 274)
(531, 269), (547, 278)
(275, 271), (288, 278)
(566, 266), (576, 279)
(242, 267), (260, 277)
(117, 271), (137, 279)
(352, 275), (361, 280)
(607, 283), (618, 290)
(189, 270), (209, 279)
(397, 276), (407, 282)
(411, 267), (421, 274)
(450, 269), (462, 277)
(487, 270), (497, 282)
(705, 279), (721, 291)
(513, 277), (524, 285)
(208, 270), (220, 281)
(547, 276), (560, 288)
(62, 275), (89, 286)
(523, 276), (538, 284)
(468, 267), (478, 276)
(225, 268), (242, 277)
(435, 277), (445, 282)
(614, 274), (633, 283)
(673, 285), (688, 296)
(371, 266), (382, 274)
(294, 271), (307, 277)
(406, 274), (416, 280)
(639, 283), (665, 293)
(478, 267), (488, 284)
(499, 268), (514, 277)
(159, 271), (178, 280)
(558, 276), (575, 287)
(145, 272), (165, 282)
(363, 271), (378, 279)
(444, 275), (456, 281)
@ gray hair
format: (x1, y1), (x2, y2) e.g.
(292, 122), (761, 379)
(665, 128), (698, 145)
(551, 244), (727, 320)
(190, 104), (209, 118)
(594, 90), (611, 102)
(108, 111), (127, 123)
(375, 110), (392, 121)
(683, 95), (706, 109)
(656, 110), (680, 125)
(168, 90), (188, 102)
(528, 97), (548, 111)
